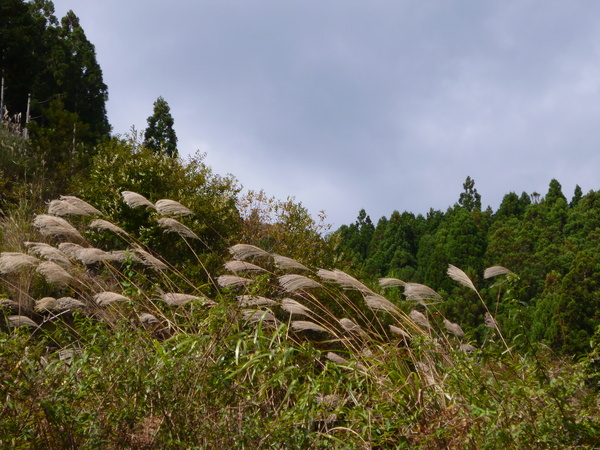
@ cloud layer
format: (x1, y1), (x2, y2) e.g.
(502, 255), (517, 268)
(52, 0), (600, 226)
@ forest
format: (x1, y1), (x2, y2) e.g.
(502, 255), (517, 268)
(1, 1), (600, 448)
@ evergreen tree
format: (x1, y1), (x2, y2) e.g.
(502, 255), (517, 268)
(144, 96), (178, 157)
(458, 176), (482, 211)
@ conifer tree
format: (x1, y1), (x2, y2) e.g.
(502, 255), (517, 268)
(458, 176), (482, 211)
(144, 96), (178, 157)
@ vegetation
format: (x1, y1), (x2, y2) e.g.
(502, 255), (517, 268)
(2, 1), (600, 448)
(144, 97), (178, 158)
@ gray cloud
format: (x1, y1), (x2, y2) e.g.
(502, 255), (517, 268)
(52, 0), (600, 226)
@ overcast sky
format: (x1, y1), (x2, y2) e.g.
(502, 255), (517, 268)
(51, 1), (600, 227)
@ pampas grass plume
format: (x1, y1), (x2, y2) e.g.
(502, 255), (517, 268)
(33, 214), (83, 240)
(0, 252), (39, 274)
(121, 191), (155, 209)
(155, 199), (193, 216)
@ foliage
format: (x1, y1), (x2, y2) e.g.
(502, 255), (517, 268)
(1, 193), (599, 447)
(338, 177), (600, 356)
(144, 96), (178, 157)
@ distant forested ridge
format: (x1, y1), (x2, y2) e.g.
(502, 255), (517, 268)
(338, 177), (599, 355)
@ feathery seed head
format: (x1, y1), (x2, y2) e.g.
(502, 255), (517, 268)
(229, 243), (271, 260)
(8, 315), (38, 328)
(340, 318), (363, 333)
(48, 199), (90, 217)
(484, 265), (513, 279)
(59, 195), (103, 215)
(379, 277), (406, 288)
(89, 219), (129, 236)
(447, 264), (477, 292)
(403, 283), (442, 305)
(94, 292), (130, 306)
(273, 254), (309, 271)
(155, 199), (193, 216)
(159, 293), (203, 306)
(281, 298), (314, 317)
(37, 261), (73, 284)
(443, 318), (465, 337)
(25, 242), (71, 267)
(409, 310), (432, 329)
(279, 274), (322, 292)
(121, 191), (155, 209)
(318, 269), (373, 294)
(33, 214), (83, 240)
(236, 295), (279, 307)
(217, 275), (255, 288)
(0, 252), (39, 274)
(135, 247), (168, 270)
(389, 325), (411, 339)
(326, 352), (349, 365)
(139, 313), (159, 326)
(224, 260), (267, 273)
(364, 294), (400, 314)
(242, 309), (279, 325)
(157, 217), (199, 240)
(291, 320), (328, 333)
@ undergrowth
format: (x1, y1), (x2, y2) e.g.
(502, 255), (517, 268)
(1, 192), (599, 448)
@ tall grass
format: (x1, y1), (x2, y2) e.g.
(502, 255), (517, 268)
(0, 191), (599, 448)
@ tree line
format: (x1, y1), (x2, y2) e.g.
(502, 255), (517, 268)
(338, 177), (600, 355)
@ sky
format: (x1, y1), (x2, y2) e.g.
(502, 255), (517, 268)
(51, 0), (600, 228)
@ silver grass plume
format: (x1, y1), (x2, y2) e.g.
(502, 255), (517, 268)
(109, 250), (142, 263)
(317, 269), (373, 294)
(484, 312), (498, 328)
(36, 261), (73, 284)
(135, 247), (168, 270)
(291, 320), (328, 333)
(157, 217), (200, 240)
(57, 242), (84, 258)
(159, 293), (213, 307)
(33, 214), (83, 240)
(443, 319), (465, 338)
(89, 219), (129, 236)
(224, 260), (267, 273)
(409, 310), (432, 330)
(273, 254), (309, 271)
(74, 248), (112, 265)
(35, 297), (85, 312)
(155, 199), (193, 216)
(217, 275), (255, 287)
(8, 315), (38, 328)
(326, 352), (349, 365)
(484, 266), (513, 279)
(236, 295), (279, 307)
(279, 274), (322, 292)
(242, 309), (279, 325)
(403, 283), (442, 306)
(281, 298), (314, 317)
(364, 294), (400, 314)
(229, 243), (271, 260)
(460, 344), (477, 353)
(0, 299), (19, 312)
(59, 195), (103, 216)
(389, 325), (411, 339)
(340, 318), (364, 334)
(0, 252), (39, 274)
(139, 313), (159, 326)
(447, 264), (477, 292)
(24, 242), (71, 267)
(379, 277), (406, 288)
(48, 199), (90, 217)
(415, 362), (437, 386)
(94, 292), (130, 306)
(121, 191), (155, 209)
